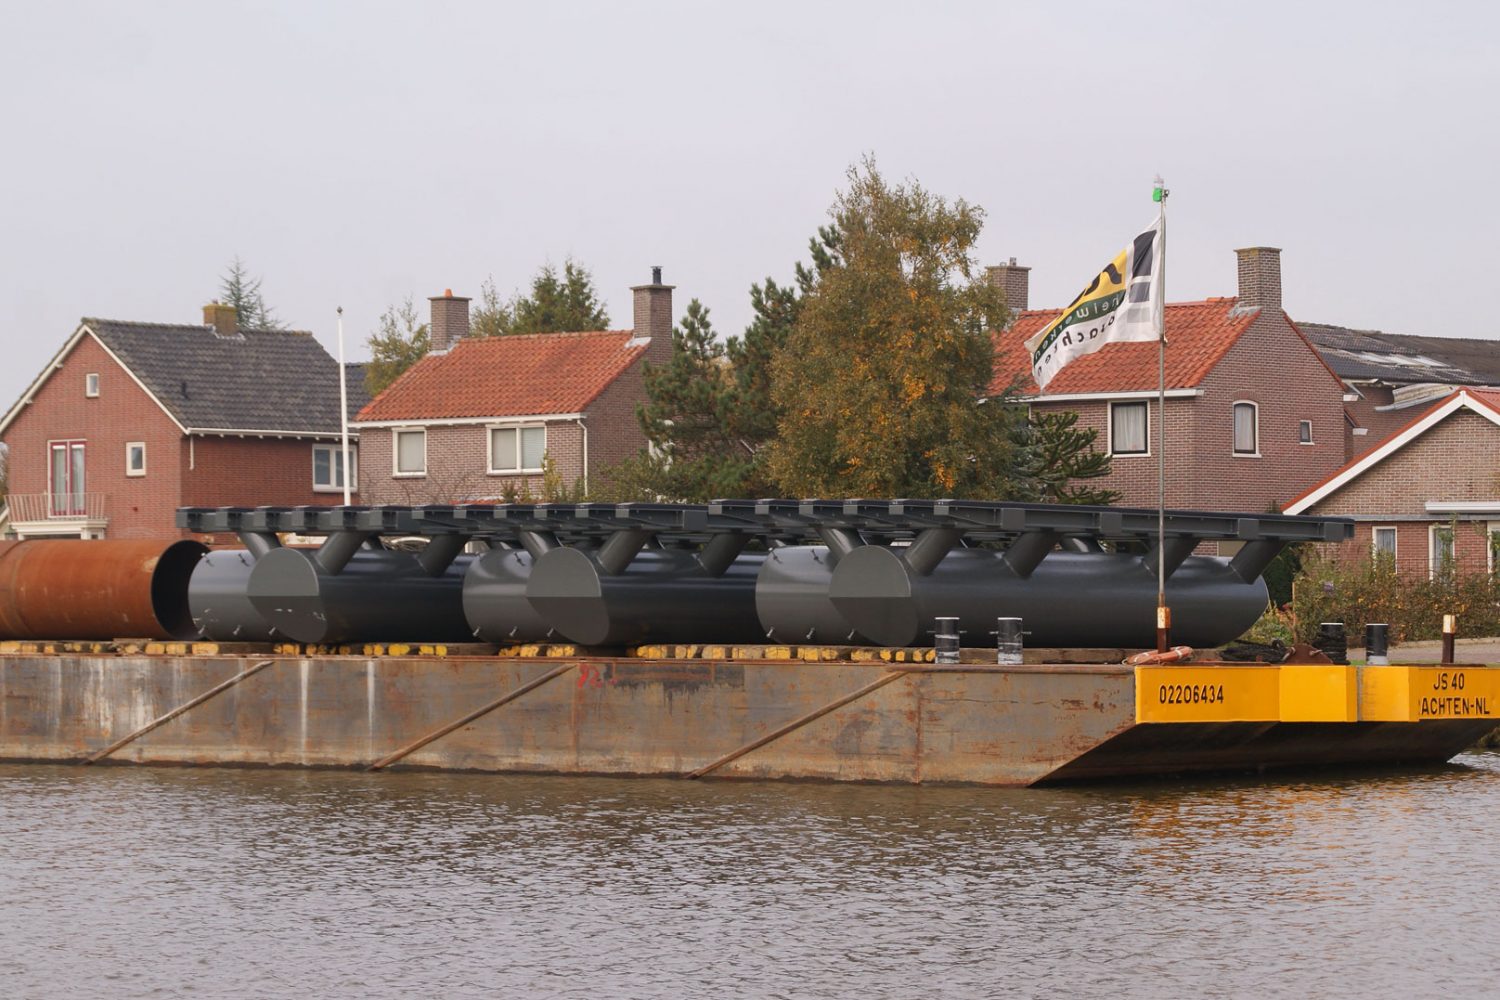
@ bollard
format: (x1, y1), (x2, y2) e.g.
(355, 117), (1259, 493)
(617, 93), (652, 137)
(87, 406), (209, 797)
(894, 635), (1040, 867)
(1316, 622), (1348, 665)
(995, 617), (1024, 665)
(1441, 614), (1457, 665)
(933, 616), (961, 665)
(1365, 623), (1390, 666)
(1156, 605), (1171, 654)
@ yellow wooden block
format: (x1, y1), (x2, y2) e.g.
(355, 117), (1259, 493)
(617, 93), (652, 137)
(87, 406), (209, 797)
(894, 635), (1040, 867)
(1135, 665), (1281, 723)
(765, 646), (793, 660)
(145, 642), (166, 655)
(0, 641), (20, 655)
(731, 646), (766, 660)
(701, 645), (729, 661)
(1360, 665), (1500, 722)
(1279, 665), (1357, 722)
(190, 642), (221, 656)
(545, 644), (577, 658)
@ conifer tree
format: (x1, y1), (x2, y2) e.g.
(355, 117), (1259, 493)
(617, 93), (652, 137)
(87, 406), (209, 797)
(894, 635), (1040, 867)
(472, 260), (610, 336)
(364, 297), (429, 396)
(218, 257), (285, 330)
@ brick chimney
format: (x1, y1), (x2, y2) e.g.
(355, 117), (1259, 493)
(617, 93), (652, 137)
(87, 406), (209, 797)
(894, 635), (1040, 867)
(1235, 247), (1282, 311)
(428, 288), (471, 354)
(986, 258), (1030, 317)
(631, 266), (674, 365)
(203, 302), (237, 336)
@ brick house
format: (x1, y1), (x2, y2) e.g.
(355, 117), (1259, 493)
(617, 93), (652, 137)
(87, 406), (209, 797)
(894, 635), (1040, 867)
(0, 304), (367, 539)
(988, 247), (1347, 517)
(1284, 388), (1500, 577)
(352, 270), (672, 502)
(1298, 322), (1500, 461)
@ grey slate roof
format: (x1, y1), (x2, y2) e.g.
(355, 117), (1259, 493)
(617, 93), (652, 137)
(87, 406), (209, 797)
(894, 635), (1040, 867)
(1299, 321), (1500, 387)
(85, 319), (370, 433)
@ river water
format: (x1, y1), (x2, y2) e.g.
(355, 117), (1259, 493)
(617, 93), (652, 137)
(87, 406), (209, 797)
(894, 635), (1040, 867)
(3, 757), (1498, 999)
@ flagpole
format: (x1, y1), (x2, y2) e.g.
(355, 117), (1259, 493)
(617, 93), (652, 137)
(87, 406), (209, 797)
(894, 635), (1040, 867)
(337, 306), (352, 506)
(1154, 176), (1169, 653)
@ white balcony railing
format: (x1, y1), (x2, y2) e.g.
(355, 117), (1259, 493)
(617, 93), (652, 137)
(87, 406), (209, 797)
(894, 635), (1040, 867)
(7, 493), (109, 522)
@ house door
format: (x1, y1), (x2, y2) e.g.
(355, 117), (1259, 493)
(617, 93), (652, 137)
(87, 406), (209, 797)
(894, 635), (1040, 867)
(49, 441), (85, 516)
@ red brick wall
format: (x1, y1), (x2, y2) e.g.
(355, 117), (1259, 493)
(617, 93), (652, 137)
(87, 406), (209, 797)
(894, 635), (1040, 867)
(1303, 409), (1500, 576)
(1029, 309), (1346, 512)
(3, 332), (183, 538)
(180, 436), (361, 510)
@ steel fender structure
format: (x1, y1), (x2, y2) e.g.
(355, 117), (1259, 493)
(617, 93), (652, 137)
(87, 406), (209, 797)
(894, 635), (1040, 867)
(246, 547), (476, 644)
(527, 548), (768, 647)
(188, 549), (278, 642)
(755, 545), (869, 644)
(462, 545), (552, 643)
(829, 547), (1269, 649)
(0, 539), (205, 640)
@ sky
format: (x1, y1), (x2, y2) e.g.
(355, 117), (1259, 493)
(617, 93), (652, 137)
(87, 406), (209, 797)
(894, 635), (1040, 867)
(1, 0), (1497, 409)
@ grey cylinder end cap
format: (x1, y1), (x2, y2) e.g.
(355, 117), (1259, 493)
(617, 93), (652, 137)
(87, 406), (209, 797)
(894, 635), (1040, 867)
(246, 547), (322, 600)
(828, 545), (919, 647)
(526, 545), (610, 645)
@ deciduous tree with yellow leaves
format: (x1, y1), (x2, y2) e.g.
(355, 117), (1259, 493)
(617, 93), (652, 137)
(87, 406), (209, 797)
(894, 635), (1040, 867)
(767, 160), (1027, 498)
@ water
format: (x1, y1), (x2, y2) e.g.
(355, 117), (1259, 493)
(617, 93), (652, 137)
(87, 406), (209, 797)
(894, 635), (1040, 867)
(3, 757), (1499, 999)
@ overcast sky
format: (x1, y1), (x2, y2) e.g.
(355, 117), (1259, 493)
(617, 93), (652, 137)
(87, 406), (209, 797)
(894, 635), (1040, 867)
(2, 0), (1496, 408)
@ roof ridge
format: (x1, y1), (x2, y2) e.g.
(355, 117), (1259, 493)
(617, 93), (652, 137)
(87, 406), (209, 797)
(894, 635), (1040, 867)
(461, 328), (633, 343)
(85, 317), (315, 337)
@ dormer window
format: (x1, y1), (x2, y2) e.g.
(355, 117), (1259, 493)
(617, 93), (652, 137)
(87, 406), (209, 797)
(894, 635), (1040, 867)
(85, 373), (100, 397)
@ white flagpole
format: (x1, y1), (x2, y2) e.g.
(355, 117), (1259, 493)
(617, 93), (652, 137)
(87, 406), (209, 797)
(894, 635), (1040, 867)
(1154, 176), (1169, 652)
(337, 306), (352, 506)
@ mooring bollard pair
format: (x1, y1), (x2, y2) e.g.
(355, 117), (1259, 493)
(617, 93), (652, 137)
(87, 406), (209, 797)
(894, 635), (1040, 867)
(1318, 615), (1461, 666)
(932, 616), (1025, 665)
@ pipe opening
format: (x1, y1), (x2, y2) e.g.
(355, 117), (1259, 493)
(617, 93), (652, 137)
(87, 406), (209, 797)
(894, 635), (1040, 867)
(151, 540), (209, 639)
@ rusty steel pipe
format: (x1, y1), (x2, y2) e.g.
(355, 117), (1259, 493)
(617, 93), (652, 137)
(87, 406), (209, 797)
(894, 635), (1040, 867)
(0, 539), (206, 640)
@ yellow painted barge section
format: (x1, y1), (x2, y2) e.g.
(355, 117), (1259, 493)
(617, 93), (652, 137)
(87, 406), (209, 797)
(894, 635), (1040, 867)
(0, 654), (1495, 785)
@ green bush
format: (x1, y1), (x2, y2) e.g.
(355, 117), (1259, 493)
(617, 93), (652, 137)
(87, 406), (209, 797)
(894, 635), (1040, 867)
(1286, 551), (1500, 644)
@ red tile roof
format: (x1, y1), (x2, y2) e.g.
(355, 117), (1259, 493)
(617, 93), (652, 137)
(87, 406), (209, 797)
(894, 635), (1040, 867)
(989, 298), (1257, 397)
(357, 330), (648, 422)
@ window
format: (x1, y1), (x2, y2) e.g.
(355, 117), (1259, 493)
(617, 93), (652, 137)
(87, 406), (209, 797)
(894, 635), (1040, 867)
(394, 429), (426, 476)
(488, 425), (546, 473)
(313, 444), (357, 491)
(1372, 526), (1397, 564)
(1429, 523), (1455, 578)
(48, 440), (86, 516)
(1298, 420), (1313, 444)
(1489, 522), (1500, 575)
(1232, 401), (1259, 456)
(125, 442), (146, 477)
(84, 373), (100, 397)
(1109, 402), (1148, 456)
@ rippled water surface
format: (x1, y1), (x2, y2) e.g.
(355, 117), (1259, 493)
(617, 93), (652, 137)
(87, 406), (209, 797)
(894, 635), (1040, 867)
(3, 757), (1499, 999)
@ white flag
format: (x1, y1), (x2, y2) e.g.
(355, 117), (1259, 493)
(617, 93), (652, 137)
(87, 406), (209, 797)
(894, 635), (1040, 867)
(1023, 218), (1164, 391)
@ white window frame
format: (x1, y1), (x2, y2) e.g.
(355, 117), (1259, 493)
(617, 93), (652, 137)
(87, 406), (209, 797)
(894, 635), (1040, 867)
(125, 441), (146, 477)
(486, 423), (547, 475)
(1298, 419), (1313, 445)
(1371, 525), (1397, 563)
(1429, 523), (1456, 579)
(1108, 401), (1150, 457)
(85, 373), (100, 398)
(392, 428), (427, 477)
(1232, 400), (1260, 457)
(312, 443), (358, 492)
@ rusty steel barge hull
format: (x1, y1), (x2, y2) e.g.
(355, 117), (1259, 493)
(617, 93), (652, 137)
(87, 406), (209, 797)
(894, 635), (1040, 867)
(1, 654), (1496, 785)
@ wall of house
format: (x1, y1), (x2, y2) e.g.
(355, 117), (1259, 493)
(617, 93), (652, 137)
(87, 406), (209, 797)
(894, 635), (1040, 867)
(583, 361), (650, 488)
(1342, 384), (1425, 461)
(1031, 310), (1345, 512)
(1302, 410), (1500, 576)
(355, 421), (586, 504)
(179, 436), (360, 511)
(2, 333), (184, 538)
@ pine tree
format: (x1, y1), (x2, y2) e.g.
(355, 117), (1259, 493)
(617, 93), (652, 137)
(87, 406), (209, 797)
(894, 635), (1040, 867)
(1011, 410), (1120, 504)
(364, 297), (430, 397)
(473, 260), (610, 336)
(766, 159), (1025, 499)
(218, 257), (284, 330)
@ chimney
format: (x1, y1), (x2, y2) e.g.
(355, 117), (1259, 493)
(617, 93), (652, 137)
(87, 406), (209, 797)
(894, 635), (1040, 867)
(203, 301), (237, 336)
(631, 266), (674, 366)
(1235, 246), (1282, 311)
(986, 258), (1030, 316)
(428, 288), (471, 354)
